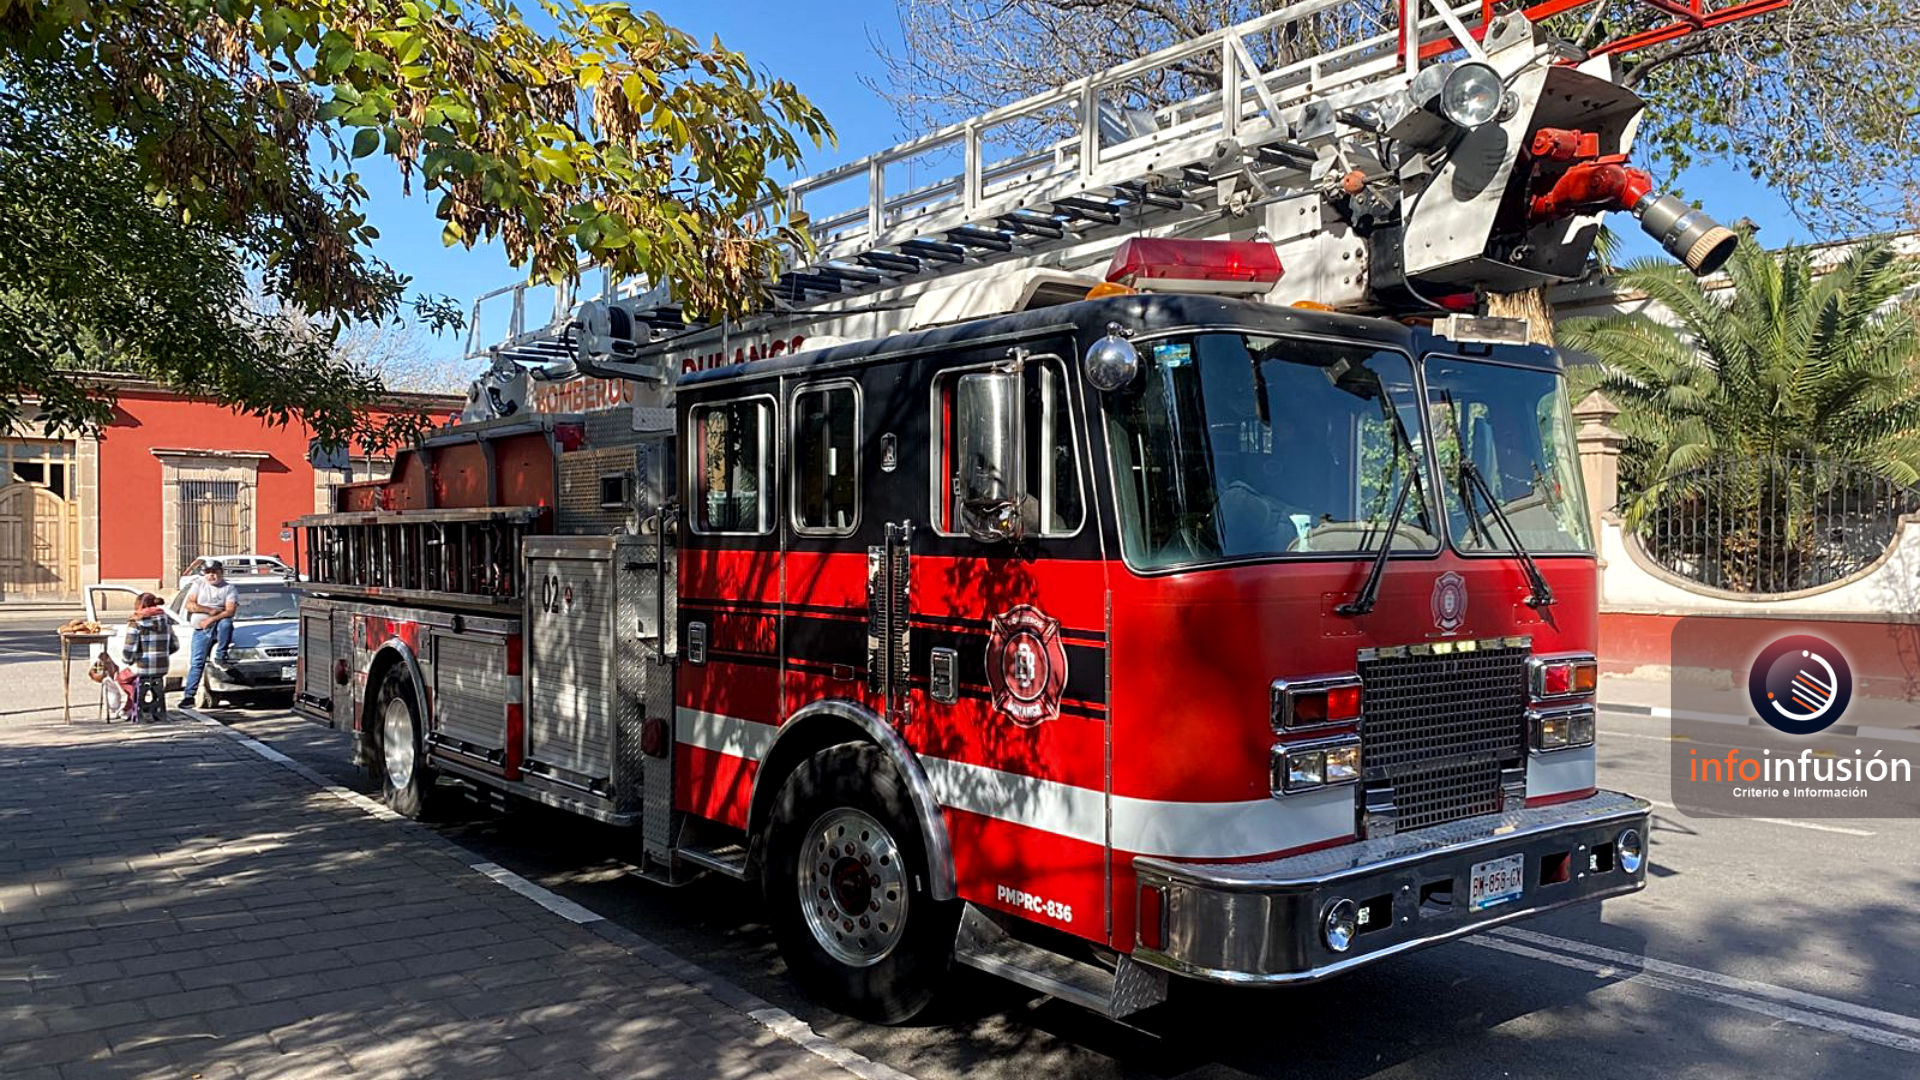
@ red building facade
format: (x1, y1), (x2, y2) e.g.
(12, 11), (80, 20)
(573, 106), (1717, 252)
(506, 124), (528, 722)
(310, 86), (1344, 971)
(1, 374), (461, 598)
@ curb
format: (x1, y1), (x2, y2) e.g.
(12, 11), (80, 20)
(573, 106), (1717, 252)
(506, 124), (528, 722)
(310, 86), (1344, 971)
(1599, 700), (1920, 745)
(174, 707), (916, 1080)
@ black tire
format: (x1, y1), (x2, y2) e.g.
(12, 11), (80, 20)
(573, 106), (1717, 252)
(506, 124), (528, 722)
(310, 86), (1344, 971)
(762, 743), (958, 1023)
(374, 668), (437, 820)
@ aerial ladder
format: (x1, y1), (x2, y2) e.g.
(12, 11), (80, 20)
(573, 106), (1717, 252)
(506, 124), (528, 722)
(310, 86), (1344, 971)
(461, 0), (1780, 398)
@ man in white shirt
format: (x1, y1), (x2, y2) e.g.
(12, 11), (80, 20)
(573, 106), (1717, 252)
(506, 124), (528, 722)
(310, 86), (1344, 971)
(181, 561), (239, 703)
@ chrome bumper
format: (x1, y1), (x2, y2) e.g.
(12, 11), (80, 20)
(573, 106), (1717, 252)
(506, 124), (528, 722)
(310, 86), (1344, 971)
(1132, 790), (1649, 985)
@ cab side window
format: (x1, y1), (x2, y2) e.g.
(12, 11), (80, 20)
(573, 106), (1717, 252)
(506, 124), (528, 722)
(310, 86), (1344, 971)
(792, 383), (859, 535)
(691, 398), (773, 534)
(932, 357), (1084, 536)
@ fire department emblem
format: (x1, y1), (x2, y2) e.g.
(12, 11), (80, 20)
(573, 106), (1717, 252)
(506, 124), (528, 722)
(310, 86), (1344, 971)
(1431, 571), (1468, 634)
(986, 605), (1068, 726)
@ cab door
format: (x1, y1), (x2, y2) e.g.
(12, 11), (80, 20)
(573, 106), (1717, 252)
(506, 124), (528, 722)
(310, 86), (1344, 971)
(909, 345), (1113, 946)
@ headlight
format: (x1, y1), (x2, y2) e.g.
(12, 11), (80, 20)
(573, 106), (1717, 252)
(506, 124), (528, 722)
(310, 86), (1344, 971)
(1530, 706), (1595, 753)
(1440, 61), (1503, 129)
(1272, 738), (1363, 795)
(225, 647), (262, 661)
(1385, 60), (1508, 149)
(1617, 828), (1645, 874)
(1289, 751), (1326, 789)
(1323, 898), (1359, 953)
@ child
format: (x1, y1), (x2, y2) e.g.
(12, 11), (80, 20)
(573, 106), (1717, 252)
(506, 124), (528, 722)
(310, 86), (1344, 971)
(121, 593), (175, 722)
(89, 654), (136, 721)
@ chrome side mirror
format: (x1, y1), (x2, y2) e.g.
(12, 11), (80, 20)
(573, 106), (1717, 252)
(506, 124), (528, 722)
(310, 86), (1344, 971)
(1084, 323), (1138, 391)
(956, 371), (1027, 542)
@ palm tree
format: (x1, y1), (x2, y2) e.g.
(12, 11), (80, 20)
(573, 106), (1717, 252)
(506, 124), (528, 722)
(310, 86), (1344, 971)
(1559, 236), (1920, 591)
(1562, 235), (1920, 497)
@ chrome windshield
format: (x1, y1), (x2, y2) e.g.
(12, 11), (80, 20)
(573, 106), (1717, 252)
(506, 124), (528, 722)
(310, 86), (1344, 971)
(1105, 333), (1436, 570)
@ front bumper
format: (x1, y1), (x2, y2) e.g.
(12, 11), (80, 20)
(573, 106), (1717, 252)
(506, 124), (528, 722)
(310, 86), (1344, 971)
(207, 658), (297, 692)
(1132, 790), (1649, 985)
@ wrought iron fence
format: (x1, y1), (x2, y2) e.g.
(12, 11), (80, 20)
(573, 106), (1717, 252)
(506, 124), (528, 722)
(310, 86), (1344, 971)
(1625, 456), (1920, 595)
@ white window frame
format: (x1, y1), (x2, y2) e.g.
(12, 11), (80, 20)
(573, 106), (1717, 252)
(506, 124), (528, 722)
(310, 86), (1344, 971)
(687, 394), (777, 537)
(926, 353), (1087, 539)
(789, 379), (863, 538)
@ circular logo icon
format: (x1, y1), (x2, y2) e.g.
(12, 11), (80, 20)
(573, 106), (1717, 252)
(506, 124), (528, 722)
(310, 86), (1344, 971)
(986, 605), (1068, 726)
(1747, 634), (1853, 735)
(1431, 571), (1467, 635)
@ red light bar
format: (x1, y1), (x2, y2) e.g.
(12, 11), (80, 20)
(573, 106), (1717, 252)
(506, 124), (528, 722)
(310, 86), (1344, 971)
(1104, 238), (1283, 296)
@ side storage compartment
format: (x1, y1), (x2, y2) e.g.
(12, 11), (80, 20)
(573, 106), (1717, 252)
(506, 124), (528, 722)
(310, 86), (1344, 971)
(429, 629), (515, 772)
(524, 535), (674, 832)
(526, 539), (618, 787)
(295, 599), (336, 725)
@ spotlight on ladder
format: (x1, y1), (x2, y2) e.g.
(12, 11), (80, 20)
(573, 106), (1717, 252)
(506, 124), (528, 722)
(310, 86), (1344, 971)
(1384, 61), (1513, 150)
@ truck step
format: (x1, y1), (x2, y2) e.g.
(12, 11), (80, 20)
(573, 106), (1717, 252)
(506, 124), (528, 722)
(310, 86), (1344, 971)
(677, 841), (749, 881)
(952, 905), (1167, 1019)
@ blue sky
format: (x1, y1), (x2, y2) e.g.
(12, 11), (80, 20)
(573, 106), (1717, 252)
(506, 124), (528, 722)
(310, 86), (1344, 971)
(358, 2), (1815, 364)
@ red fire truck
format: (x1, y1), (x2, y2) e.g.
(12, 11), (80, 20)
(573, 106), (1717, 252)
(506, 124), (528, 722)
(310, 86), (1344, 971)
(292, 2), (1749, 1021)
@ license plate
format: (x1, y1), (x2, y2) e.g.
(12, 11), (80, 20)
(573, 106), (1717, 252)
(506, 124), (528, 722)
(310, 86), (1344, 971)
(1469, 854), (1525, 911)
(280, 665), (297, 680)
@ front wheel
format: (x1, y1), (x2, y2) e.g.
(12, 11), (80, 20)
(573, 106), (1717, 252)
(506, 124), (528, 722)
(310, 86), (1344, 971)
(762, 743), (957, 1023)
(375, 668), (438, 820)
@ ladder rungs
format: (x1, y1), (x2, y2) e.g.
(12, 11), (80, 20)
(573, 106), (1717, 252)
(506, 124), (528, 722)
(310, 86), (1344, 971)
(1053, 196), (1123, 224)
(857, 251), (922, 274)
(948, 226), (1016, 252)
(901, 239), (967, 262)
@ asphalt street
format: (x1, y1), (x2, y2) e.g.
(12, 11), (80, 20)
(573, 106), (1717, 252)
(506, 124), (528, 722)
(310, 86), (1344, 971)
(156, 677), (1919, 1080)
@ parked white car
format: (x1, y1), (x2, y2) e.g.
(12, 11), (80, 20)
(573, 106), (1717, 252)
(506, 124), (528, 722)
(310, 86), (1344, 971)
(87, 575), (302, 696)
(177, 554), (293, 590)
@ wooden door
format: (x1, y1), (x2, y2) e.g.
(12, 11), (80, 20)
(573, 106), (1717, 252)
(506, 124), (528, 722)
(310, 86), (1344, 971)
(0, 482), (77, 598)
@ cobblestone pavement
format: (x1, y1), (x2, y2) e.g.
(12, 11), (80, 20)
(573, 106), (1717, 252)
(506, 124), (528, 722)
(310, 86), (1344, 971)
(0, 660), (874, 1080)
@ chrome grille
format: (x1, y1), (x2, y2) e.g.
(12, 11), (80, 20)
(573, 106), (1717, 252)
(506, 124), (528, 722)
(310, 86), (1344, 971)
(1388, 759), (1504, 831)
(1359, 643), (1528, 831)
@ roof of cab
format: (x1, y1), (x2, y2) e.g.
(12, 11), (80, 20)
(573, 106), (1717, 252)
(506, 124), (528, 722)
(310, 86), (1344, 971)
(674, 293), (1562, 391)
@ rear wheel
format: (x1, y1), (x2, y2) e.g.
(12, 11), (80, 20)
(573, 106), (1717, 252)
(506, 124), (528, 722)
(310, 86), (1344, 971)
(375, 668), (437, 820)
(763, 743), (957, 1023)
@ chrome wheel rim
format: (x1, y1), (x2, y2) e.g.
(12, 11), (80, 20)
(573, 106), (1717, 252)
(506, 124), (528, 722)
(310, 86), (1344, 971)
(797, 808), (908, 967)
(382, 696), (416, 790)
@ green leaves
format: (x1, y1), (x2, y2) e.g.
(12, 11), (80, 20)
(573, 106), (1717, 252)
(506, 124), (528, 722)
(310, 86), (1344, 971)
(1, 0), (832, 448)
(1563, 236), (1920, 513)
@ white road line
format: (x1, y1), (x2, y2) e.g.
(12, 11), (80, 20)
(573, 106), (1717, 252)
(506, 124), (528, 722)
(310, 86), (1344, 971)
(1602, 705), (1920, 746)
(1469, 937), (1920, 1054)
(181, 706), (918, 1080)
(1489, 926), (1920, 1039)
(469, 861), (604, 924)
(1644, 798), (1876, 837)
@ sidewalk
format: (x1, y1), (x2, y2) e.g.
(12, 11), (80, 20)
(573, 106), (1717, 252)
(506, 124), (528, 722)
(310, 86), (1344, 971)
(0, 599), (82, 621)
(0, 665), (874, 1080)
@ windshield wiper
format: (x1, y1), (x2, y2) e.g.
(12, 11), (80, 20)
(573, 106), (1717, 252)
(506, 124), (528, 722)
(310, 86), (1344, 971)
(1458, 461), (1556, 608)
(1338, 410), (1425, 617)
(1336, 469), (1415, 616)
